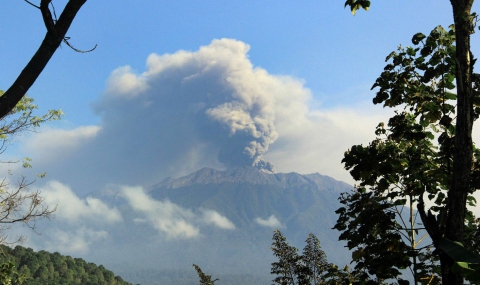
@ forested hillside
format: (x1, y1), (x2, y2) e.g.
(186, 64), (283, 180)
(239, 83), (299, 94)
(0, 245), (133, 285)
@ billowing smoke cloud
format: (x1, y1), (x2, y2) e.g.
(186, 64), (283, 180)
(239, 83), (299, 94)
(18, 38), (393, 195)
(21, 126), (100, 165)
(20, 38), (308, 193)
(98, 38), (279, 173)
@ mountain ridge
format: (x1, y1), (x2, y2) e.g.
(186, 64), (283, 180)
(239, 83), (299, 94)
(148, 166), (349, 192)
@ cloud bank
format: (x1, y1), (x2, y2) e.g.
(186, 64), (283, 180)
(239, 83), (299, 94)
(12, 181), (123, 255)
(41, 181), (122, 224)
(42, 227), (109, 254)
(121, 186), (235, 239)
(21, 182), (236, 254)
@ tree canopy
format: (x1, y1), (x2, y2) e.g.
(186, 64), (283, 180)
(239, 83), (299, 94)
(339, 1), (479, 283)
(0, 244), (132, 285)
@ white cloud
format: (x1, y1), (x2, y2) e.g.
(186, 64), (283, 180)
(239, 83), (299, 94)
(265, 103), (393, 184)
(43, 227), (109, 254)
(120, 186), (235, 238)
(120, 186), (199, 239)
(21, 126), (100, 165)
(255, 215), (285, 229)
(105, 66), (148, 99)
(40, 181), (122, 224)
(200, 209), (235, 230)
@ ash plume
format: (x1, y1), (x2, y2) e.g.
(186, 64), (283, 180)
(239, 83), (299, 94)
(95, 38), (280, 176)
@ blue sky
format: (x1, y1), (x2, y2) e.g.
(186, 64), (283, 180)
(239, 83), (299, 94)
(1, 1), (460, 125)
(3, 0), (479, 182)
(1, 1), (478, 184)
(2, 0), (480, 266)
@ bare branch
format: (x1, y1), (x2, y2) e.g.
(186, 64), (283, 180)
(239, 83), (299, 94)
(0, 176), (56, 243)
(63, 38), (97, 53)
(40, 0), (56, 33)
(24, 0), (40, 9)
(0, 0), (87, 120)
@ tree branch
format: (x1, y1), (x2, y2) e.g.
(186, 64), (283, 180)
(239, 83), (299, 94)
(40, 0), (56, 33)
(0, 0), (87, 119)
(24, 0), (40, 9)
(418, 193), (441, 247)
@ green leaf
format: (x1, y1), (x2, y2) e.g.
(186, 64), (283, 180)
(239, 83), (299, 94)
(407, 47), (416, 56)
(345, 0), (371, 15)
(385, 51), (397, 61)
(394, 199), (407, 206)
(444, 92), (457, 100)
(439, 238), (480, 263)
(412, 33), (426, 45)
(352, 248), (365, 261)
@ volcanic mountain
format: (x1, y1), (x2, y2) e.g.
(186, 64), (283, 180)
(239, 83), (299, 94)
(84, 167), (353, 285)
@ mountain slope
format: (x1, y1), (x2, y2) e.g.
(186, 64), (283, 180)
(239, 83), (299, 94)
(87, 167), (352, 285)
(147, 167), (347, 243)
(0, 245), (132, 285)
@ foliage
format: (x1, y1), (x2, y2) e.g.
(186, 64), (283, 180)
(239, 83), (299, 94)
(0, 262), (27, 285)
(193, 264), (219, 285)
(439, 237), (480, 282)
(0, 91), (62, 244)
(0, 92), (63, 284)
(342, 1), (478, 284)
(0, 91), (63, 166)
(270, 230), (368, 285)
(0, 91), (63, 284)
(0, 244), (132, 285)
(343, 0), (370, 15)
(302, 233), (329, 285)
(334, 24), (480, 284)
(271, 229), (304, 285)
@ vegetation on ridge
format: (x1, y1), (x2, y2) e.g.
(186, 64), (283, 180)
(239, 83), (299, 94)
(0, 245), (132, 285)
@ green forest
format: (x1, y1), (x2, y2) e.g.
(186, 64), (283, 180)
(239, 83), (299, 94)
(0, 245), (132, 285)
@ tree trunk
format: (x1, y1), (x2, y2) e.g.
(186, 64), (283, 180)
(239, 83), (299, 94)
(445, 0), (475, 284)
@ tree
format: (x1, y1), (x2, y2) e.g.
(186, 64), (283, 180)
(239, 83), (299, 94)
(338, 3), (480, 281)
(0, 93), (62, 284)
(343, 1), (477, 284)
(1, 0), (90, 119)
(193, 264), (219, 285)
(270, 231), (362, 285)
(302, 233), (329, 285)
(271, 230), (305, 285)
(0, 91), (61, 244)
(0, 2), (87, 282)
